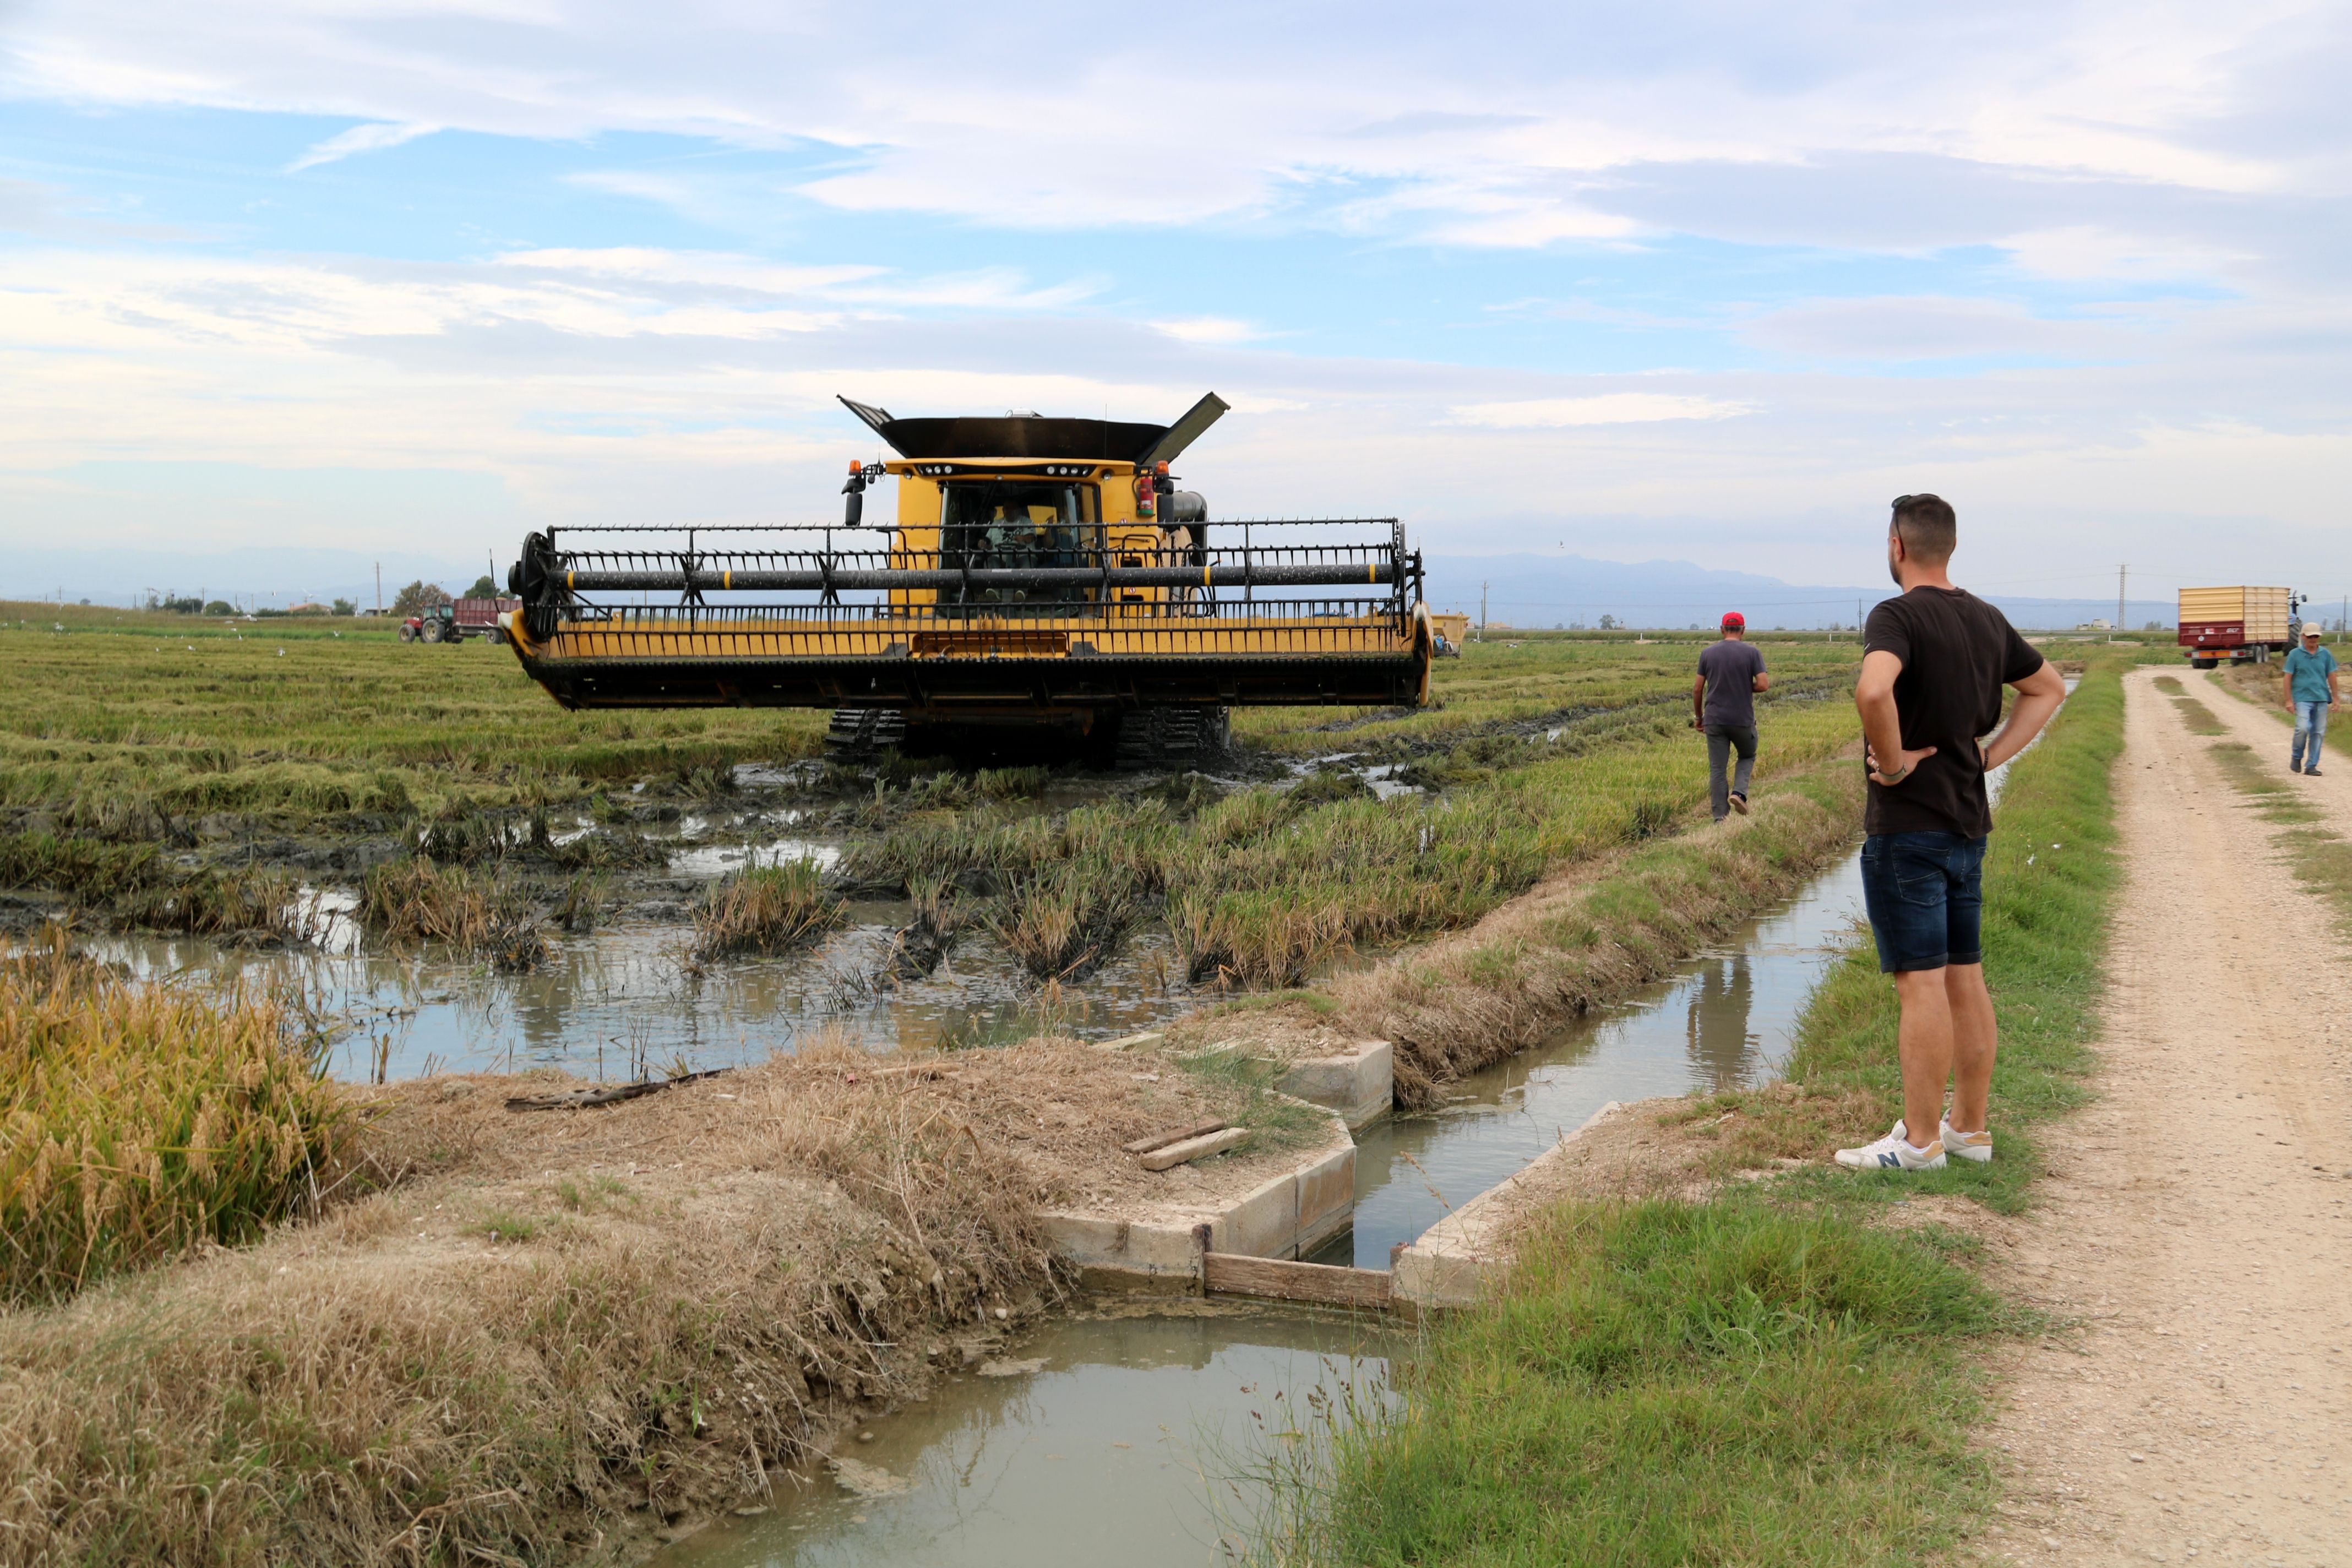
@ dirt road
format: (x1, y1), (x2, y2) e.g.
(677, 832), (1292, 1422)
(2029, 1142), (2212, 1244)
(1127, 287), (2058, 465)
(1979, 669), (2352, 1566)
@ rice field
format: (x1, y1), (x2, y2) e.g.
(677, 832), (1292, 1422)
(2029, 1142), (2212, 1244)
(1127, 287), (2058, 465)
(0, 601), (827, 825)
(0, 607), (1867, 1004)
(0, 932), (360, 1304)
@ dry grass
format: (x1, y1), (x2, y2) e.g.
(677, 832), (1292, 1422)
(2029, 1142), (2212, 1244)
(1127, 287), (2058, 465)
(359, 856), (550, 970)
(990, 858), (1140, 980)
(0, 934), (360, 1305)
(689, 857), (842, 960)
(0, 1034), (1322, 1563)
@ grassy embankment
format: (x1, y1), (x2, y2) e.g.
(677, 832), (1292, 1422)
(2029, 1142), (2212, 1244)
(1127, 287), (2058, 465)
(1265, 663), (2128, 1566)
(0, 1049), (1063, 1565)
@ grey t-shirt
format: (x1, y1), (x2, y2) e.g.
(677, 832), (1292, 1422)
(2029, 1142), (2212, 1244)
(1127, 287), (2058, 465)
(1698, 639), (1766, 730)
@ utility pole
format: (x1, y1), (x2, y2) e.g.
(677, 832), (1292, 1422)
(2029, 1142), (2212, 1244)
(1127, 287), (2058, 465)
(1855, 597), (1864, 634)
(2116, 563), (2127, 638)
(375, 562), (382, 614)
(1478, 581), (1488, 643)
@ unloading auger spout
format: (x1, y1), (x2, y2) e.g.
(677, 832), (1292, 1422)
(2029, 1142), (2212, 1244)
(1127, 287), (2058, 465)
(500, 393), (1434, 765)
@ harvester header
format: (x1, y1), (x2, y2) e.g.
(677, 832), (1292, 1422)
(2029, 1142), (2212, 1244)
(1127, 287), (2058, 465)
(502, 394), (1432, 764)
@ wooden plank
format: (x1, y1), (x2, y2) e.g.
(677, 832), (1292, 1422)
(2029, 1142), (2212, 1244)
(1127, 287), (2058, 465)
(1204, 1253), (1392, 1309)
(843, 1063), (959, 1084)
(505, 1068), (732, 1112)
(1139, 1126), (1249, 1170)
(1122, 1118), (1227, 1156)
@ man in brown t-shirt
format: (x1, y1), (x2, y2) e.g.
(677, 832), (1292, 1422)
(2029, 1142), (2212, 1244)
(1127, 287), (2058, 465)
(1835, 494), (2067, 1173)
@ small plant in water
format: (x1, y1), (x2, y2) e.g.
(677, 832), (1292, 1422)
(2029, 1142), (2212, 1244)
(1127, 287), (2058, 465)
(690, 857), (842, 960)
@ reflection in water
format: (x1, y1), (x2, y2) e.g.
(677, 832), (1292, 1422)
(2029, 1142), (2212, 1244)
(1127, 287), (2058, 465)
(84, 913), (1196, 1084)
(1684, 955), (1758, 1088)
(1311, 852), (1867, 1267)
(646, 1313), (1396, 1568)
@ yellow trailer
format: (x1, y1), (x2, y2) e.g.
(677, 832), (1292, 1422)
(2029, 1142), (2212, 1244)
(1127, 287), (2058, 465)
(2177, 585), (2295, 668)
(503, 394), (1433, 763)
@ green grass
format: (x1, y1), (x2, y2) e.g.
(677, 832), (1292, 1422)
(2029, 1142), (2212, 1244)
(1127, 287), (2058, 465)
(473, 1210), (542, 1243)
(0, 600), (827, 827)
(1172, 1047), (1330, 1155)
(1261, 1201), (2011, 1567)
(2205, 741), (2352, 930)
(1266, 662), (2131, 1566)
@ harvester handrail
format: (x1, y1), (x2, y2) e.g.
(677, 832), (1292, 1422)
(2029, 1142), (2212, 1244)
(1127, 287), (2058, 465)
(544, 515), (1403, 536)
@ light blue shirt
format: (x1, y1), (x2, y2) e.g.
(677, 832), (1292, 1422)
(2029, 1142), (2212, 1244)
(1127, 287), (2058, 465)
(2285, 643), (2338, 704)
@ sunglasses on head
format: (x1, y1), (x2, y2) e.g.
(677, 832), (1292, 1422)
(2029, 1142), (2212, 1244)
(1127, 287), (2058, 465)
(1890, 495), (1917, 511)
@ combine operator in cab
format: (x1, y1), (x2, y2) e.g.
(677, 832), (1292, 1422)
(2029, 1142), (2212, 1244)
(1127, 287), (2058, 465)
(498, 394), (1434, 767)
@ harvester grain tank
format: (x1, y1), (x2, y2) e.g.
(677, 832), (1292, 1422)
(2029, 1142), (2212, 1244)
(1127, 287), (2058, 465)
(2177, 585), (2302, 669)
(498, 395), (1433, 763)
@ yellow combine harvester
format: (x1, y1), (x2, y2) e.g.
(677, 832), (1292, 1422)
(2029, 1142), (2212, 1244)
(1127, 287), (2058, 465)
(502, 394), (1433, 764)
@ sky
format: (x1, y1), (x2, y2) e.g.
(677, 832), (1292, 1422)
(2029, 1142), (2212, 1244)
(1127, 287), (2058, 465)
(2, 0), (2348, 607)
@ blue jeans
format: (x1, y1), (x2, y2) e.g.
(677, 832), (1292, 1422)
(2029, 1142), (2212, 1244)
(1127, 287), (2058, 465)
(1860, 831), (1987, 974)
(2293, 700), (2330, 768)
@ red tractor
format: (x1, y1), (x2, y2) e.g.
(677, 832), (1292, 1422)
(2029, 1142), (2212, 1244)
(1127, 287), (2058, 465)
(398, 603), (462, 644)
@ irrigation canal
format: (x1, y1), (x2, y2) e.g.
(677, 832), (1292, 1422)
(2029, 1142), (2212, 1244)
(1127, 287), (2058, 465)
(637, 725), (2062, 1567)
(641, 847), (1875, 1567)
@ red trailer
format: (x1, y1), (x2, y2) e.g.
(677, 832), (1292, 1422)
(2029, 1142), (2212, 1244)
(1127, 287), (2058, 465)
(453, 597), (521, 643)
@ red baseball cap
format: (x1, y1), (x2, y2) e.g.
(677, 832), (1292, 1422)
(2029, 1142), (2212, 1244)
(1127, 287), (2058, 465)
(1721, 611), (1745, 629)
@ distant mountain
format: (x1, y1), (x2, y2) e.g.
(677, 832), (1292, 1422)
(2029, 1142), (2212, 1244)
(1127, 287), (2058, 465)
(1423, 554), (2173, 633)
(1, 542), (2175, 632)
(0, 546), (493, 611)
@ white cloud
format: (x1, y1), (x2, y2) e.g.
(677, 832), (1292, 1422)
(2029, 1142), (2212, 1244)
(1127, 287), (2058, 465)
(285, 122), (440, 172)
(1450, 394), (1755, 428)
(0, 2), (2328, 252)
(1151, 317), (1257, 345)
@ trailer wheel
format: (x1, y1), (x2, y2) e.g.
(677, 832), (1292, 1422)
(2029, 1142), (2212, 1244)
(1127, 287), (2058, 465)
(486, 626), (505, 645)
(2191, 657), (2217, 669)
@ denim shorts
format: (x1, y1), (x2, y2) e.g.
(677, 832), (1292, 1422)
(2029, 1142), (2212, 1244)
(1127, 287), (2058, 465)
(1859, 831), (1987, 973)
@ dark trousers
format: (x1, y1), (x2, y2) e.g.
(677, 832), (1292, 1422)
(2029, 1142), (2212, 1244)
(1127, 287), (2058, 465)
(1706, 725), (1756, 820)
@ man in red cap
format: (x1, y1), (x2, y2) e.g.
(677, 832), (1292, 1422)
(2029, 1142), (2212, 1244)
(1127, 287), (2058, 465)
(1692, 611), (1768, 820)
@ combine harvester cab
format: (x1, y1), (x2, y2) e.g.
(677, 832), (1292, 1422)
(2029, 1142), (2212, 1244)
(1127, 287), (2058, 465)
(500, 393), (1433, 765)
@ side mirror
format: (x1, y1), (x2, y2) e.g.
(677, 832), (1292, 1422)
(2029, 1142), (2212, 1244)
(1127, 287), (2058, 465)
(842, 459), (867, 527)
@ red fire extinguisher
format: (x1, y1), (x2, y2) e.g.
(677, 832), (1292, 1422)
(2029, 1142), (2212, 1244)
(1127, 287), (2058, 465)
(1133, 471), (1156, 519)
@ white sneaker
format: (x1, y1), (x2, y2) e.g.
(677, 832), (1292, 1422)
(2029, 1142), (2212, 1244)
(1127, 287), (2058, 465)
(1941, 1120), (1993, 1163)
(1834, 1120), (1946, 1171)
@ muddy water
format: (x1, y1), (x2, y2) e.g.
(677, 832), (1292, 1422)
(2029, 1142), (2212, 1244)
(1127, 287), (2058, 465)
(645, 1310), (1396, 1568)
(1306, 854), (1866, 1267)
(86, 911), (1194, 1084)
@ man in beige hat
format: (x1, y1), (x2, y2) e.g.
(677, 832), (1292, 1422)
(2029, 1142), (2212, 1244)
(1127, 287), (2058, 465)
(2284, 620), (2339, 777)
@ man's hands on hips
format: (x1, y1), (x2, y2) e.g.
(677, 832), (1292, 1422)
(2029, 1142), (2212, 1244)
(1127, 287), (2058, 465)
(1868, 742), (1939, 787)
